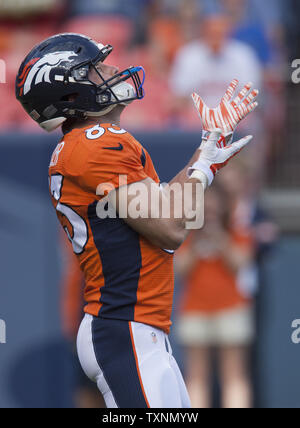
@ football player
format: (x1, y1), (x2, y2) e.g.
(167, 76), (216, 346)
(16, 33), (259, 408)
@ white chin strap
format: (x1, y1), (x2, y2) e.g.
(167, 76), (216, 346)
(86, 81), (136, 117)
(40, 81), (136, 131)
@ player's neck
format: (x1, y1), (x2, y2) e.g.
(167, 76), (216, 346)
(62, 105), (125, 135)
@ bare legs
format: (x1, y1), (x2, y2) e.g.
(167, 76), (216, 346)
(185, 346), (211, 408)
(184, 345), (252, 408)
(218, 346), (252, 408)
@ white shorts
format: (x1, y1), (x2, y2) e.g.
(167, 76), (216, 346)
(76, 314), (191, 408)
(176, 305), (254, 347)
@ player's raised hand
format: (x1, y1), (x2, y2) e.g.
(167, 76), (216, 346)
(188, 129), (253, 187)
(191, 79), (259, 143)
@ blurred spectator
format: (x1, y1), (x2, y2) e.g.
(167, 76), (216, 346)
(60, 232), (84, 340)
(283, 0), (300, 61)
(220, 0), (286, 159)
(121, 0), (203, 130)
(60, 233), (105, 408)
(0, 0), (63, 18)
(200, 0), (283, 37)
(0, 0), (67, 132)
(245, 0), (284, 57)
(64, 15), (134, 63)
(168, 12), (270, 183)
(149, 0), (201, 60)
(220, 0), (273, 65)
(169, 13), (262, 129)
(68, 0), (150, 20)
(217, 159), (279, 261)
(67, 0), (152, 46)
(0, 26), (56, 132)
(175, 185), (256, 408)
(150, 0), (201, 16)
(121, 43), (173, 129)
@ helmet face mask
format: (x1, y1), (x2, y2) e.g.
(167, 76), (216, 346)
(71, 59), (145, 107)
(15, 33), (145, 132)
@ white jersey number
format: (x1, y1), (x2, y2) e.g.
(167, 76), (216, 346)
(50, 174), (88, 255)
(85, 124), (127, 140)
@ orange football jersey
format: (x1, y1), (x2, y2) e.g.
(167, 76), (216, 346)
(49, 123), (174, 333)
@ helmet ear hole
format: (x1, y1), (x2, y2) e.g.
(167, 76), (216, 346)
(60, 93), (78, 102)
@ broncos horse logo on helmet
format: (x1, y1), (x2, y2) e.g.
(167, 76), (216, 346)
(15, 33), (145, 132)
(17, 51), (78, 97)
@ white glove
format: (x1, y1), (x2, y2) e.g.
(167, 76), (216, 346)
(192, 79), (259, 145)
(188, 129), (253, 187)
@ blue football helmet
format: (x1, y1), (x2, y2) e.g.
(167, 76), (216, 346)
(15, 33), (145, 131)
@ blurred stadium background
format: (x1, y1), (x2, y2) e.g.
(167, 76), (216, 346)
(0, 0), (300, 408)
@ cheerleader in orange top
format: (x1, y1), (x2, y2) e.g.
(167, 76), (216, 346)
(176, 185), (255, 408)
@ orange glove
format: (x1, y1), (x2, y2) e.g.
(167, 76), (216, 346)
(192, 79), (259, 147)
